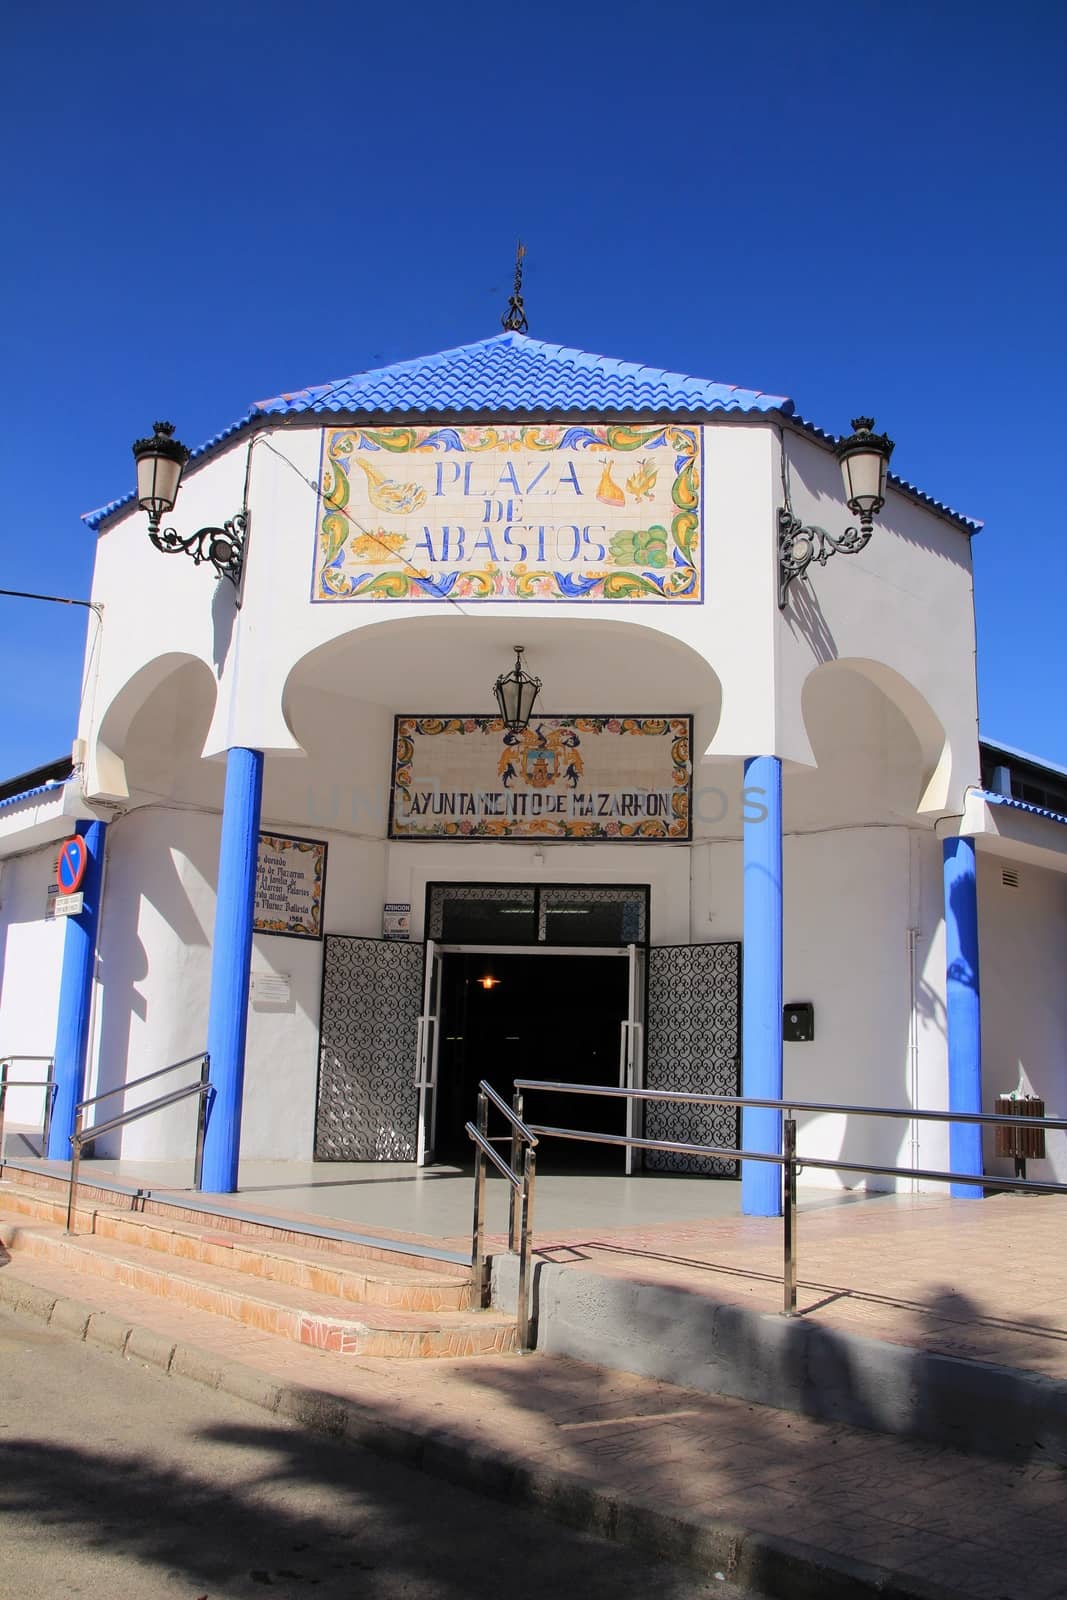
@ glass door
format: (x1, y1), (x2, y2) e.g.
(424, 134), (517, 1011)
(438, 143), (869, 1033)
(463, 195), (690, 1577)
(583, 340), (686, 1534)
(619, 943), (646, 1175)
(414, 939), (443, 1166)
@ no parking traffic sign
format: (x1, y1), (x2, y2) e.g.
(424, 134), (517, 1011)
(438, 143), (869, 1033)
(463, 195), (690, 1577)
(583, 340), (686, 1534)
(57, 835), (88, 896)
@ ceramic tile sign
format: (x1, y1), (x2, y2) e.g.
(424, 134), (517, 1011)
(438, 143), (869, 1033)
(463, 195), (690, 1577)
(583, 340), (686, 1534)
(390, 716), (692, 842)
(314, 423), (702, 603)
(254, 833), (327, 940)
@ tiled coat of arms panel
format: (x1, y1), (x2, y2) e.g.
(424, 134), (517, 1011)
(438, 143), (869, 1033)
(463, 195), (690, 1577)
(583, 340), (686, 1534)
(645, 942), (741, 1175)
(315, 936), (422, 1160)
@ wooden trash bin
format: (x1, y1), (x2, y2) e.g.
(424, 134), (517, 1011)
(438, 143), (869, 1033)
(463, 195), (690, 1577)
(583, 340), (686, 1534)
(994, 1093), (1046, 1179)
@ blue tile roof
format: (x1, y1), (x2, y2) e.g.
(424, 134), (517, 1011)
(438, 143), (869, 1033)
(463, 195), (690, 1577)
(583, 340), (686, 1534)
(84, 334), (793, 529)
(253, 333), (793, 420)
(978, 790), (1067, 828)
(82, 331), (978, 533)
(0, 776), (69, 812)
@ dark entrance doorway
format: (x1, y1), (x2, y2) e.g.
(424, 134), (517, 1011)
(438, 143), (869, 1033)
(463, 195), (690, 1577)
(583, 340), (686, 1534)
(434, 952), (629, 1170)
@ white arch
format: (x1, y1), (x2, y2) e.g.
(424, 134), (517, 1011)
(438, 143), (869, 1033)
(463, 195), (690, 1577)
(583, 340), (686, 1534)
(801, 656), (951, 815)
(282, 613), (725, 753)
(89, 653), (219, 802)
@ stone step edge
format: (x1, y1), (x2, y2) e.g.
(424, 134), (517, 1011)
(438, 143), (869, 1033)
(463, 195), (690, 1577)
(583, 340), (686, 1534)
(0, 1267), (963, 1600)
(0, 1163), (470, 1275)
(1, 1223), (514, 1342)
(0, 1188), (472, 1304)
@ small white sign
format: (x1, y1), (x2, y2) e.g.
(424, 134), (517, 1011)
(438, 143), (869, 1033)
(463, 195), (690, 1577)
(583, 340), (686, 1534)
(383, 902), (411, 940)
(54, 892), (84, 917)
(251, 972), (292, 1008)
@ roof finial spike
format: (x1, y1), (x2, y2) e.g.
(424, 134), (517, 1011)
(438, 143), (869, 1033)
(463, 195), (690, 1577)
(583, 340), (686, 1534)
(501, 240), (529, 334)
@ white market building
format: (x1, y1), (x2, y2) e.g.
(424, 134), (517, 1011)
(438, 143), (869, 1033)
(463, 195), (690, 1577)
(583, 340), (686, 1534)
(1, 329), (1064, 1208)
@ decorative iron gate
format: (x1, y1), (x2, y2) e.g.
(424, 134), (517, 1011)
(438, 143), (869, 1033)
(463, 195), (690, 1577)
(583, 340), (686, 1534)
(644, 942), (741, 1175)
(314, 936), (423, 1160)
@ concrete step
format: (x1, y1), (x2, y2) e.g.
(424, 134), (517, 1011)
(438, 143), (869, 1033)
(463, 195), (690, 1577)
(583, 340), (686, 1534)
(0, 1166), (467, 1275)
(0, 1216), (516, 1359)
(0, 1182), (69, 1225)
(0, 1181), (472, 1311)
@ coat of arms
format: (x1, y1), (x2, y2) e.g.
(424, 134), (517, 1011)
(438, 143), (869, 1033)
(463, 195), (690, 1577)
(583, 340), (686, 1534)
(498, 724), (585, 790)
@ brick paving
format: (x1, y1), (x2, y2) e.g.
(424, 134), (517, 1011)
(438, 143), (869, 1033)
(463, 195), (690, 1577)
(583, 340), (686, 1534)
(2, 1189), (1066, 1600)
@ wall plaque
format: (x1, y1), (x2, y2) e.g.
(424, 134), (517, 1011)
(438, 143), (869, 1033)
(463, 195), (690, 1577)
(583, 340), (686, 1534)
(254, 833), (327, 940)
(390, 716), (691, 842)
(383, 902), (411, 940)
(314, 423), (702, 603)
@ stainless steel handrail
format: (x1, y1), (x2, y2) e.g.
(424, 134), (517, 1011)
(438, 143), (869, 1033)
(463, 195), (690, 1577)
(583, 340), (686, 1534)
(66, 1054), (211, 1234)
(514, 1079), (1067, 1318)
(76, 1052), (210, 1112)
(464, 1080), (538, 1351)
(0, 1057), (56, 1159)
(525, 1122), (1067, 1194)
(513, 1079), (1067, 1132)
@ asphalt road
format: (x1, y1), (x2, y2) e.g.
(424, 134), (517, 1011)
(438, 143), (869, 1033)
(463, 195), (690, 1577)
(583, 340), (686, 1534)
(0, 1308), (752, 1599)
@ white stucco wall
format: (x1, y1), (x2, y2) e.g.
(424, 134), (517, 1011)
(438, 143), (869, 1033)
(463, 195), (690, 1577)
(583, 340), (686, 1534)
(0, 843), (67, 1130)
(978, 854), (1067, 1183)
(774, 428), (979, 808)
(85, 804), (388, 1162)
(700, 825), (950, 1192)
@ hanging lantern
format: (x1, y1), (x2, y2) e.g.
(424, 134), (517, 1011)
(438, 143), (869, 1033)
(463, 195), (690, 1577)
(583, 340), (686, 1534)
(493, 646), (542, 733)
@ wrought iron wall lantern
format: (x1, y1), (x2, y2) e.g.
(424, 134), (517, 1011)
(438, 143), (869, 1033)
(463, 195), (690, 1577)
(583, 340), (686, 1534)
(778, 418), (895, 608)
(493, 646), (542, 733)
(132, 422), (248, 591)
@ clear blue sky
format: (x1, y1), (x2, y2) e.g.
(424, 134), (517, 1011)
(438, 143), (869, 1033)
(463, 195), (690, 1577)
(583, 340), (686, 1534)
(2, 0), (1064, 778)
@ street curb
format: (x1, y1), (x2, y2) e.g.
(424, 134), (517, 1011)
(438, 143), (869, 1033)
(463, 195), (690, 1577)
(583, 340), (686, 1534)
(0, 1271), (964, 1600)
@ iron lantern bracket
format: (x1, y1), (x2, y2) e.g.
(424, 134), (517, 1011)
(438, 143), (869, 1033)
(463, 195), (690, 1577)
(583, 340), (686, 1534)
(777, 506), (873, 609)
(147, 509), (248, 590)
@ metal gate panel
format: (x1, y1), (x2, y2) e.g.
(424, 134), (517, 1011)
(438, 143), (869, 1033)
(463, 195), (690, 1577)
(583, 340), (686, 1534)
(315, 936), (423, 1160)
(645, 942), (741, 1176)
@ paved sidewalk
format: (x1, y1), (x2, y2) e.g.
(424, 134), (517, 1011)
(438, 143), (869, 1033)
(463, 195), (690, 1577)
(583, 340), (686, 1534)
(1, 1241), (1065, 1600)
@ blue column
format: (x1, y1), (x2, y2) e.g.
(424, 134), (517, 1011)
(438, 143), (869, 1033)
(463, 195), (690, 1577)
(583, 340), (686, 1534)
(48, 819), (107, 1159)
(943, 837), (983, 1198)
(201, 748), (263, 1193)
(741, 756), (783, 1216)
